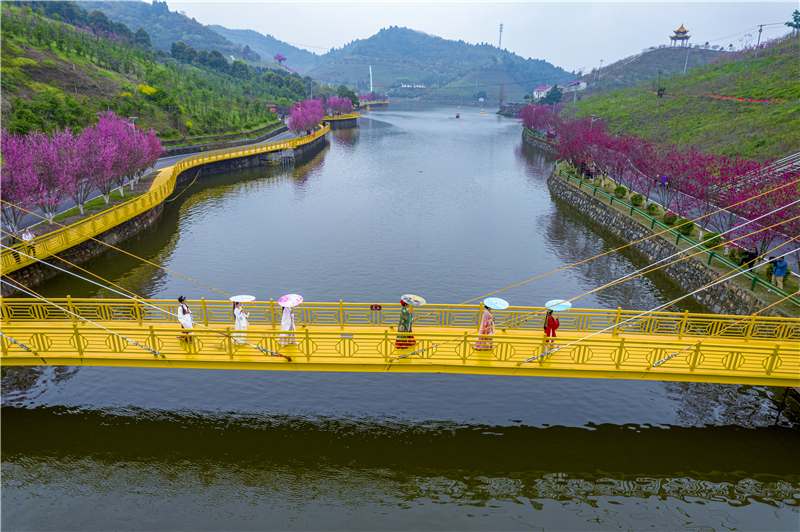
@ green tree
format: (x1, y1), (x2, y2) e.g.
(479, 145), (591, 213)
(787, 10), (800, 33)
(541, 85), (562, 104)
(171, 41), (188, 60)
(230, 60), (250, 80)
(86, 9), (110, 31)
(134, 27), (151, 48)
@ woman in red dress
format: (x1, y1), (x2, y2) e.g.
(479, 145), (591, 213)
(544, 309), (560, 351)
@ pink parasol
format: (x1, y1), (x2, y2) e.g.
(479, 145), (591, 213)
(278, 293), (304, 307)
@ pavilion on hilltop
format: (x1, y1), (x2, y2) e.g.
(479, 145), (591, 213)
(670, 24), (691, 47)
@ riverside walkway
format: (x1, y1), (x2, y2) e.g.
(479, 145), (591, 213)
(0, 124), (330, 274)
(1, 299), (797, 386)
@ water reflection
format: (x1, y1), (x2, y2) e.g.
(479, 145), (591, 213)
(3, 406), (798, 530)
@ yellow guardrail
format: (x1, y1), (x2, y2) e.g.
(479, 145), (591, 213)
(2, 298), (798, 341)
(323, 112), (360, 120)
(1, 318), (796, 386)
(1, 124), (331, 274)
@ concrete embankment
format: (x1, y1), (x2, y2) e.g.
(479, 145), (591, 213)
(546, 170), (787, 317)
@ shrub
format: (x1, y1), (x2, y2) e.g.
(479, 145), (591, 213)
(676, 217), (694, 235)
(765, 263), (791, 280)
(701, 231), (722, 250)
(646, 203), (660, 215)
(663, 211), (678, 225)
(630, 193), (644, 206)
(614, 185), (627, 198)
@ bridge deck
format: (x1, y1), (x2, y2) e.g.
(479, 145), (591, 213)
(2, 320), (796, 386)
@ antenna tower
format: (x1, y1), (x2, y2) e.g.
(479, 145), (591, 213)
(498, 23), (503, 49)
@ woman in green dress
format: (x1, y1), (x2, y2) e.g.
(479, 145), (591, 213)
(395, 300), (416, 349)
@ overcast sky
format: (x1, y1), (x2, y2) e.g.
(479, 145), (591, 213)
(167, 1), (795, 72)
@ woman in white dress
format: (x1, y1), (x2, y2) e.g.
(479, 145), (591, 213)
(278, 306), (298, 345)
(232, 301), (249, 344)
(177, 295), (194, 342)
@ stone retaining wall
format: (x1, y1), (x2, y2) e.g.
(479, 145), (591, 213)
(522, 130), (557, 153)
(326, 118), (358, 130)
(547, 171), (786, 317)
(160, 125), (288, 158)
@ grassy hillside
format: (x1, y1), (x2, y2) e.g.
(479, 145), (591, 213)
(0, 6), (310, 140)
(207, 25), (322, 74)
(76, 0), (242, 57)
(565, 33), (800, 161)
(577, 46), (725, 98)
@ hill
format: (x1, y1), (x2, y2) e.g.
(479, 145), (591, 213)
(565, 33), (800, 161)
(576, 46), (725, 98)
(306, 26), (572, 100)
(206, 25), (322, 74)
(0, 6), (311, 140)
(75, 0), (242, 57)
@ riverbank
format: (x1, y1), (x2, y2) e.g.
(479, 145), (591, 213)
(547, 165), (798, 317)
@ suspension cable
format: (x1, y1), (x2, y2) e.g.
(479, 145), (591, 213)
(0, 245), (291, 362)
(519, 239), (800, 365)
(1, 200), (231, 297)
(1, 277), (161, 358)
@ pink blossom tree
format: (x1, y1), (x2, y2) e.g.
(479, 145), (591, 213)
(273, 53), (287, 65)
(94, 112), (128, 202)
(30, 130), (70, 224)
(287, 98), (325, 135)
(0, 129), (37, 235)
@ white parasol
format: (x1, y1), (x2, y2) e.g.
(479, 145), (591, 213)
(483, 297), (509, 310)
(229, 295), (256, 303)
(545, 299), (572, 312)
(401, 294), (426, 306)
(278, 293), (304, 307)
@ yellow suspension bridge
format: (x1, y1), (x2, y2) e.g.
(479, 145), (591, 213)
(2, 298), (797, 386)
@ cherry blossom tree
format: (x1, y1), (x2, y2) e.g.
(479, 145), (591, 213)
(30, 130), (70, 224)
(273, 53), (287, 65)
(287, 98), (325, 135)
(0, 129), (37, 235)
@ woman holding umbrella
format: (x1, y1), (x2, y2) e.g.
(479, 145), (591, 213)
(278, 294), (302, 346)
(543, 299), (570, 352)
(395, 294), (425, 349)
(473, 297), (508, 350)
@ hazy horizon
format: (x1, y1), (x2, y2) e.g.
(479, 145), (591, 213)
(164, 1), (795, 72)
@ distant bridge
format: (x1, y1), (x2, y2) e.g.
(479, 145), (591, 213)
(2, 299), (797, 386)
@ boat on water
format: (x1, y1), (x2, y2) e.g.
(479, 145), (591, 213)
(481, 109), (485, 114)
(456, 113), (460, 118)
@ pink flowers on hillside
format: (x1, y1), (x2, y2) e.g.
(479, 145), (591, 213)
(1, 113), (162, 233)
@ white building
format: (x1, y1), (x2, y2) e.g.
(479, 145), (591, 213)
(532, 85), (553, 99)
(559, 80), (588, 93)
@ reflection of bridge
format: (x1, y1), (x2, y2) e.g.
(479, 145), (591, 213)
(2, 299), (797, 386)
(0, 124), (331, 275)
(323, 112), (360, 121)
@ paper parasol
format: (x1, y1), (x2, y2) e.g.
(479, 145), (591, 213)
(401, 294), (426, 306)
(278, 294), (304, 307)
(229, 295), (256, 303)
(545, 299), (572, 312)
(483, 297), (509, 310)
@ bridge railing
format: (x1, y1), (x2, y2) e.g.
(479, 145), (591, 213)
(554, 162), (800, 308)
(2, 298), (797, 341)
(1, 123), (331, 274)
(323, 112), (360, 120)
(1, 323), (795, 385)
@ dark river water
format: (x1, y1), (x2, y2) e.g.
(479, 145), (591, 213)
(3, 104), (798, 531)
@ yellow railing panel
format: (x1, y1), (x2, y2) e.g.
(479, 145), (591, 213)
(1, 322), (797, 386)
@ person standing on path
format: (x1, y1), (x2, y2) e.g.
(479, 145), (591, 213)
(771, 256), (788, 290)
(21, 228), (35, 258)
(739, 247), (759, 268)
(177, 295), (194, 342)
(473, 304), (495, 350)
(232, 301), (249, 344)
(544, 309), (560, 352)
(395, 300), (416, 349)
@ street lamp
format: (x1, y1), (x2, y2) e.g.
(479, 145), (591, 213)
(128, 116), (138, 130)
(590, 114), (602, 130)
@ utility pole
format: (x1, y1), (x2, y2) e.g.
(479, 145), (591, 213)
(754, 24), (764, 59)
(597, 59), (603, 93)
(683, 46), (691, 74)
(656, 69), (662, 92)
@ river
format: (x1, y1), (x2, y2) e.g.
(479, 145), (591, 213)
(2, 104), (797, 531)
